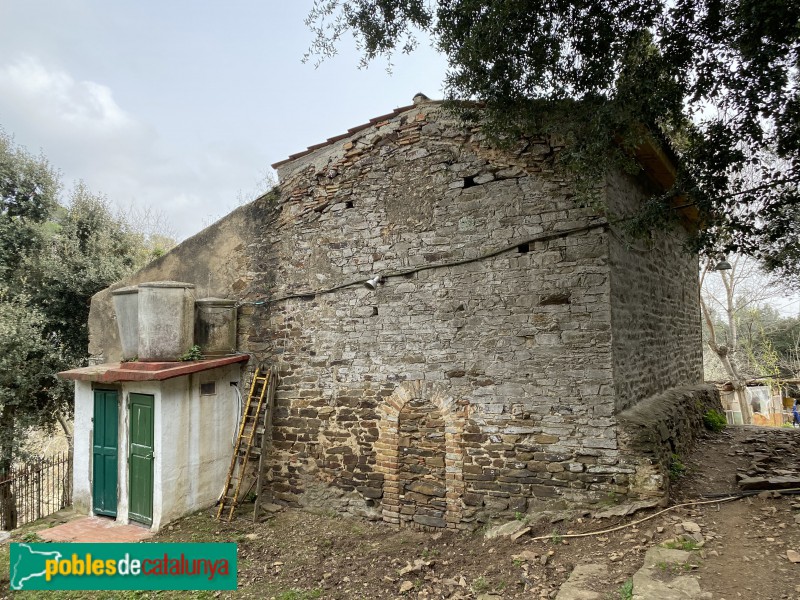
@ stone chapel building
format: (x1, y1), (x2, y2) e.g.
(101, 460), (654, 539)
(83, 96), (719, 530)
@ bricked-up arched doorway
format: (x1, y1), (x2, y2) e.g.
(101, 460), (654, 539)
(375, 381), (467, 530)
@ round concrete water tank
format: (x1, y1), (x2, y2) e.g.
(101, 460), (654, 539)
(194, 298), (237, 356)
(137, 281), (196, 361)
(111, 285), (139, 360)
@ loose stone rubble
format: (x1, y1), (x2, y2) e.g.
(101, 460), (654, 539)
(735, 429), (800, 491)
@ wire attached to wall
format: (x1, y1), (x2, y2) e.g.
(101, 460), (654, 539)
(237, 221), (609, 308)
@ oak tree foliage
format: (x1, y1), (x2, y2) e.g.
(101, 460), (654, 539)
(307, 0), (800, 280)
(0, 130), (173, 469)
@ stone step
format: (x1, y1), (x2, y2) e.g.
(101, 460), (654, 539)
(554, 546), (713, 600)
(631, 547), (711, 600)
(554, 563), (608, 600)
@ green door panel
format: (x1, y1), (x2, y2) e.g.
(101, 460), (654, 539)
(92, 390), (118, 517)
(128, 393), (154, 525)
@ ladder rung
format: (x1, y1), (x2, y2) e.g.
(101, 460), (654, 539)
(217, 366), (276, 522)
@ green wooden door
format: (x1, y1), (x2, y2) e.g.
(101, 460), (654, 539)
(129, 393), (154, 525)
(92, 390), (118, 517)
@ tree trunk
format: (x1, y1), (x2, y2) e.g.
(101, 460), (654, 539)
(717, 353), (753, 425)
(700, 293), (753, 424)
(55, 411), (74, 455)
(0, 479), (17, 531)
(732, 382), (754, 425)
(55, 411), (73, 509)
(0, 405), (18, 530)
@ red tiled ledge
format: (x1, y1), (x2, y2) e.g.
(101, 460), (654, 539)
(58, 354), (250, 383)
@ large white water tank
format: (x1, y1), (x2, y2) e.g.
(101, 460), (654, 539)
(137, 281), (196, 361)
(111, 285), (139, 361)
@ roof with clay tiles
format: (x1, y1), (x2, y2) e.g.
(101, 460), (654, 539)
(271, 95), (442, 169)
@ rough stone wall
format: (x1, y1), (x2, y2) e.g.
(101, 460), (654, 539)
(617, 385), (721, 498)
(606, 171), (703, 413)
(84, 101), (706, 528)
(242, 102), (627, 527)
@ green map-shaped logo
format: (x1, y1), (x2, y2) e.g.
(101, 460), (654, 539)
(10, 543), (63, 590)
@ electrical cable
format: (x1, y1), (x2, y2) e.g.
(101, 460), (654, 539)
(216, 381), (244, 504)
(238, 221), (609, 308)
(530, 488), (800, 541)
(529, 497), (738, 542)
(231, 383), (242, 449)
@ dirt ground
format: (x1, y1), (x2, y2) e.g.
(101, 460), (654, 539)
(673, 425), (800, 600)
(2, 425), (799, 599)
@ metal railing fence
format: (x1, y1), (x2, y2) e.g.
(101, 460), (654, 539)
(0, 451), (72, 530)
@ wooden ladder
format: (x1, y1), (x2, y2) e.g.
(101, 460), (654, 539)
(252, 365), (278, 523)
(216, 366), (275, 522)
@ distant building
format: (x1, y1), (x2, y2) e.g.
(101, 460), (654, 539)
(717, 380), (797, 426)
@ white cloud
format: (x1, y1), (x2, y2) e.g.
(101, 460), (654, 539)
(0, 56), (265, 240)
(0, 56), (144, 140)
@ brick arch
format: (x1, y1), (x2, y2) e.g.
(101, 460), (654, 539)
(375, 381), (467, 529)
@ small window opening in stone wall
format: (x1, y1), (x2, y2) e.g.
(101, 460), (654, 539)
(517, 242), (530, 253)
(345, 200), (354, 209)
(200, 382), (216, 395)
(538, 292), (571, 306)
(398, 399), (447, 529)
(463, 176), (477, 188)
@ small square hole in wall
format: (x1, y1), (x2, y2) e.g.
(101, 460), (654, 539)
(345, 200), (354, 209)
(200, 382), (216, 396)
(518, 242), (530, 254)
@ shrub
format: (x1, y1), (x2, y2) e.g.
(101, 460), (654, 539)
(617, 578), (633, 600)
(703, 409), (727, 432)
(180, 345), (203, 361)
(668, 454), (686, 481)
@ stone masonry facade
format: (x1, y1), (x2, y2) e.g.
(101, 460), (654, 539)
(89, 97), (713, 530)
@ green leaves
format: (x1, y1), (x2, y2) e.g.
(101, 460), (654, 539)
(0, 131), (175, 462)
(307, 0), (800, 281)
(0, 289), (62, 462)
(0, 131), (59, 221)
(305, 0), (433, 65)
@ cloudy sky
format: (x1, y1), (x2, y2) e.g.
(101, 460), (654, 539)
(0, 2), (448, 240)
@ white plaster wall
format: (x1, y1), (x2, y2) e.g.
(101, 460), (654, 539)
(157, 364), (241, 528)
(73, 364), (241, 531)
(72, 380), (94, 514)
